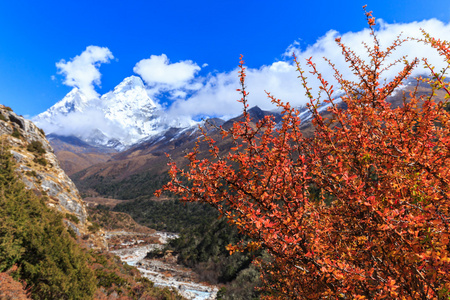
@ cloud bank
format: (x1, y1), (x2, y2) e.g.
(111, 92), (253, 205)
(164, 19), (450, 119)
(43, 108), (125, 141)
(56, 46), (114, 99)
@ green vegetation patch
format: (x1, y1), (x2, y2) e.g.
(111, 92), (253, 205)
(27, 140), (46, 154)
(0, 146), (97, 299)
(88, 222), (101, 233)
(114, 198), (219, 232)
(72, 171), (171, 200)
(65, 212), (80, 224)
(11, 127), (22, 139)
(33, 156), (48, 166)
(158, 217), (263, 299)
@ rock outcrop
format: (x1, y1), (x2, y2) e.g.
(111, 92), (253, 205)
(0, 104), (105, 249)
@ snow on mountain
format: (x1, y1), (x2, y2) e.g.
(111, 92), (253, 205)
(38, 88), (91, 117)
(33, 76), (197, 151)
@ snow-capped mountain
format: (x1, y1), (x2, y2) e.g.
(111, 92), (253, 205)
(38, 88), (91, 117)
(33, 76), (197, 151)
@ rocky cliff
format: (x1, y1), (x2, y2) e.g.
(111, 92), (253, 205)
(0, 104), (105, 248)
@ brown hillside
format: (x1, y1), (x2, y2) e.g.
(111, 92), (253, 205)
(64, 80), (446, 201)
(49, 135), (116, 175)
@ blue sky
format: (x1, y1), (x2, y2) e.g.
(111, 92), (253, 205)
(1, 0), (450, 118)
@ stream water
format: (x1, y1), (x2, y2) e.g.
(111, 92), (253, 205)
(107, 231), (218, 300)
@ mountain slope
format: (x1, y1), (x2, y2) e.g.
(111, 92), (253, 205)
(0, 145), (98, 298)
(67, 79), (441, 202)
(47, 134), (116, 175)
(0, 104), (184, 299)
(70, 106), (281, 200)
(0, 105), (94, 237)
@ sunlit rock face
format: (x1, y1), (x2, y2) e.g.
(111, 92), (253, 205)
(0, 105), (106, 249)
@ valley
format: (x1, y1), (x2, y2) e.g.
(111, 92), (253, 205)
(85, 199), (261, 299)
(84, 199), (220, 299)
(37, 79), (428, 299)
(1, 72), (439, 299)
(106, 230), (218, 300)
(3, 3), (450, 297)
(85, 201), (223, 299)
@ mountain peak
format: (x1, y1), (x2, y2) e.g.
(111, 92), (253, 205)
(35, 75), (198, 151)
(53, 88), (90, 114)
(33, 88), (91, 128)
(113, 76), (145, 93)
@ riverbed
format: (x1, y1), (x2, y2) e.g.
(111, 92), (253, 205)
(107, 231), (218, 300)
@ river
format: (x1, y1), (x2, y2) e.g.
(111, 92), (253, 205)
(106, 231), (219, 300)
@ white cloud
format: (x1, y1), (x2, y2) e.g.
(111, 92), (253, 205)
(167, 19), (450, 119)
(171, 90), (188, 99)
(167, 70), (240, 118)
(48, 19), (450, 129)
(36, 104), (129, 145)
(133, 54), (201, 89)
(56, 46), (114, 99)
(168, 61), (305, 118)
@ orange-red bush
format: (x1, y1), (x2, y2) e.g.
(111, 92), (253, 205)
(161, 9), (450, 299)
